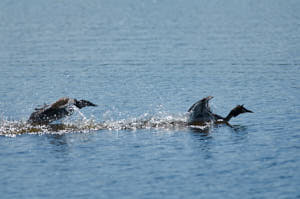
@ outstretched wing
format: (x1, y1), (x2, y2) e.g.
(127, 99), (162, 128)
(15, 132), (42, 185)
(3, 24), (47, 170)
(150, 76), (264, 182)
(34, 103), (49, 111)
(187, 98), (217, 124)
(50, 97), (71, 109)
(187, 99), (202, 112)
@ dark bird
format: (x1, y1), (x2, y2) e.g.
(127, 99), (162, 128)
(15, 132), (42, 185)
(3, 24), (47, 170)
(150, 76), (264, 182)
(187, 96), (253, 126)
(28, 97), (97, 125)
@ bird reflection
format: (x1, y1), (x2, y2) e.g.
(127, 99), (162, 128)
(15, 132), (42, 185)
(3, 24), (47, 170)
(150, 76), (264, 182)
(188, 125), (212, 134)
(45, 133), (69, 155)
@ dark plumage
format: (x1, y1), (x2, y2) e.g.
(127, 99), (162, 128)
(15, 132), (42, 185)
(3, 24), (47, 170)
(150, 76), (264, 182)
(188, 96), (253, 126)
(187, 96), (215, 125)
(28, 97), (97, 125)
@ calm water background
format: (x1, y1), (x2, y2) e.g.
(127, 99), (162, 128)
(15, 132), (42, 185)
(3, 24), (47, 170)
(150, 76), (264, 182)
(1, 0), (300, 198)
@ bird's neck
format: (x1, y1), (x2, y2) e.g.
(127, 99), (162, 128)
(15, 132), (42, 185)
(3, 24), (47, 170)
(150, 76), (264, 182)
(224, 110), (236, 122)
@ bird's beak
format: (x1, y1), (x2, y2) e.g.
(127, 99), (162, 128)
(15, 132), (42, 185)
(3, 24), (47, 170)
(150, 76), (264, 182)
(245, 108), (253, 113)
(85, 100), (97, 107)
(89, 102), (97, 107)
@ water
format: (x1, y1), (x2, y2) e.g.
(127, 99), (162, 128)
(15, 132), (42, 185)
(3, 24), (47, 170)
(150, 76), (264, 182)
(1, 0), (300, 198)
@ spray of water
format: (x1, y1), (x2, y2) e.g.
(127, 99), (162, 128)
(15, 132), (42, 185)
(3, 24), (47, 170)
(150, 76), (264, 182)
(0, 110), (213, 137)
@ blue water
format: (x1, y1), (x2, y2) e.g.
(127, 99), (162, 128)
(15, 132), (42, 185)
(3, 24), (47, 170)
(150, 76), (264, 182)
(1, 0), (300, 198)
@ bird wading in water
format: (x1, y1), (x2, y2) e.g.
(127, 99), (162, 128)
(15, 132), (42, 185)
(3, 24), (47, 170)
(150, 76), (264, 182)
(28, 97), (97, 125)
(187, 96), (253, 127)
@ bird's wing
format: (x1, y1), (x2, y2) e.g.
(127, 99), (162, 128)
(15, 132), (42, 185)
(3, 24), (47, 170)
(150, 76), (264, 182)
(34, 104), (49, 111)
(187, 100), (202, 112)
(50, 97), (70, 109)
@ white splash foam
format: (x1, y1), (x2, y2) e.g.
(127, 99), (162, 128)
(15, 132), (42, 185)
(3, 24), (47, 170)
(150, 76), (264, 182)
(0, 112), (213, 136)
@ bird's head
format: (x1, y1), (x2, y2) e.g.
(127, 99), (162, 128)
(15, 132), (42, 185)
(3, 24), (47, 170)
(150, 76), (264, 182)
(230, 105), (253, 117)
(75, 99), (97, 109)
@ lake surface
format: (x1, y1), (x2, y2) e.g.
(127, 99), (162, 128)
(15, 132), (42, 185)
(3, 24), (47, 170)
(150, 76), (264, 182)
(1, 0), (300, 198)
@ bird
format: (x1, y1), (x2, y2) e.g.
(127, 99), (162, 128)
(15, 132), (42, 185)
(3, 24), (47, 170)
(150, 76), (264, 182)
(187, 96), (253, 126)
(28, 97), (97, 125)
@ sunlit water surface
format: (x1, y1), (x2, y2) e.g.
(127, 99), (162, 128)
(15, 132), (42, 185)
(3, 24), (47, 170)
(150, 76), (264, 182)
(1, 0), (300, 198)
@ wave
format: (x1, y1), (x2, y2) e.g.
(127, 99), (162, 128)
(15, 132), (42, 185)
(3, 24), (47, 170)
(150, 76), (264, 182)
(0, 113), (211, 137)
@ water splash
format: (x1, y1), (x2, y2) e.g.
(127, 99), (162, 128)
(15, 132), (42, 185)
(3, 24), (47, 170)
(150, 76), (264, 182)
(0, 111), (204, 136)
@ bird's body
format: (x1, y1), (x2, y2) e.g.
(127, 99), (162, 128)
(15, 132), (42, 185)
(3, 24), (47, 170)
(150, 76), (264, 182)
(187, 96), (216, 125)
(28, 97), (97, 125)
(188, 96), (252, 126)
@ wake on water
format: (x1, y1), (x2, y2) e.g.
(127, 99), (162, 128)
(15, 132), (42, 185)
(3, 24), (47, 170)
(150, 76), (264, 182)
(1, 111), (211, 137)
